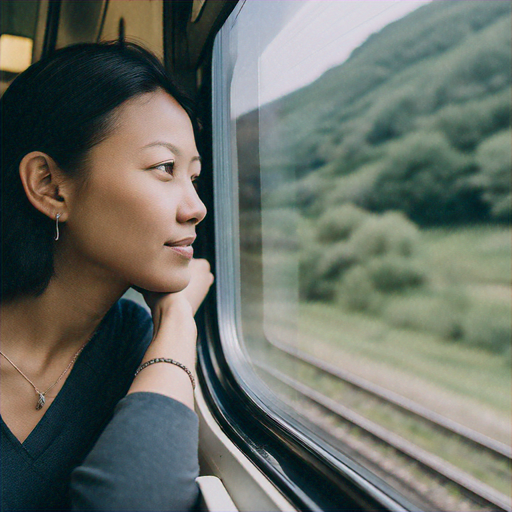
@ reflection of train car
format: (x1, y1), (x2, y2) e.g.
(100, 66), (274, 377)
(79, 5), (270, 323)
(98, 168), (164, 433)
(1, 1), (511, 510)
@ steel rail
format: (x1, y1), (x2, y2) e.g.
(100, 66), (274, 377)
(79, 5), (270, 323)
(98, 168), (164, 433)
(270, 339), (512, 461)
(257, 362), (512, 512)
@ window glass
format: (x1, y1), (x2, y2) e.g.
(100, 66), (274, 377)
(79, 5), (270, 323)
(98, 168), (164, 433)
(214, 1), (512, 510)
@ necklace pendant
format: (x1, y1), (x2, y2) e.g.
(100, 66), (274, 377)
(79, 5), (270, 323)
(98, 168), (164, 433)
(36, 393), (46, 410)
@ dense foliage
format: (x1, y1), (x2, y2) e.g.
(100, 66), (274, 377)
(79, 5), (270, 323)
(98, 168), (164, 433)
(237, 1), (511, 355)
(258, 0), (511, 226)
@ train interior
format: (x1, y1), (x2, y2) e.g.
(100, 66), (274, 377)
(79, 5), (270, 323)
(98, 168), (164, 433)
(1, 1), (511, 511)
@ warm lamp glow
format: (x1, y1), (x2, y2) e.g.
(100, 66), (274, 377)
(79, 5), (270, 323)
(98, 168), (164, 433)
(0, 34), (33, 73)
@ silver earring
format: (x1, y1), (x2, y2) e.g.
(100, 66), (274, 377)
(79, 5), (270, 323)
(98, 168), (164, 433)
(54, 213), (61, 241)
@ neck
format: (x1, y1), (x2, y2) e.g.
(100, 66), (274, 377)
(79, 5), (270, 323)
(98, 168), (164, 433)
(0, 250), (130, 365)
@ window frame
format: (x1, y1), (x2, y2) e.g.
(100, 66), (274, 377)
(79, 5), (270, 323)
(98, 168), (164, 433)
(195, 4), (420, 510)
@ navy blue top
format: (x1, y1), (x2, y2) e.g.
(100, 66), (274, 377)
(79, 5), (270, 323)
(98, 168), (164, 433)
(1, 299), (200, 511)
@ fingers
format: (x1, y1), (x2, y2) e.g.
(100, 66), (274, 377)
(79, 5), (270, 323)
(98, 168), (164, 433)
(183, 259), (214, 314)
(136, 259), (214, 316)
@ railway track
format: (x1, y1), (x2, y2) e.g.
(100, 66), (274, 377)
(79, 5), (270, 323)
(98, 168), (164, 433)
(256, 342), (512, 512)
(270, 340), (512, 461)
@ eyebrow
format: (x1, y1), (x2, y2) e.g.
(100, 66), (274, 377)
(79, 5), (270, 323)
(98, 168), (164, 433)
(141, 141), (201, 163)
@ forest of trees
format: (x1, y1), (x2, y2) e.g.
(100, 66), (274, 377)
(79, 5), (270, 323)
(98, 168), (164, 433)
(236, 1), (511, 356)
(254, 0), (511, 226)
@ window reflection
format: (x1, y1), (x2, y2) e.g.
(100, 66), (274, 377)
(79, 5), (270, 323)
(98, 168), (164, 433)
(229, 1), (512, 510)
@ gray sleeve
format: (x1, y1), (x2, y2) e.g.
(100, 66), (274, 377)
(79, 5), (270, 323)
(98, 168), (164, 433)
(70, 392), (199, 512)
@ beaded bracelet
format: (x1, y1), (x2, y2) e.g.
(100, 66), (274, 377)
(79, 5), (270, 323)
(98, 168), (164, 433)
(134, 358), (196, 390)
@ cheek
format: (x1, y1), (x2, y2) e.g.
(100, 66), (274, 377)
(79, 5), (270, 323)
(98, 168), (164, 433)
(69, 177), (176, 270)
(67, 169), (192, 292)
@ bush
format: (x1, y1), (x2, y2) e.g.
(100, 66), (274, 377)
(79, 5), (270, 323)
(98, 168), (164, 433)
(462, 303), (512, 354)
(337, 266), (381, 312)
(299, 244), (334, 301)
(317, 203), (369, 243)
(321, 161), (383, 212)
(366, 255), (426, 292)
(349, 211), (420, 260)
(300, 241), (356, 301)
(315, 242), (356, 279)
(426, 88), (511, 150)
(301, 208), (427, 302)
(502, 344), (511, 365)
(363, 130), (477, 225)
(472, 129), (512, 221)
(382, 294), (464, 339)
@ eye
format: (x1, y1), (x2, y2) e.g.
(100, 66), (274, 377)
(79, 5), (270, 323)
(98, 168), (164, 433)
(192, 175), (200, 190)
(153, 161), (175, 175)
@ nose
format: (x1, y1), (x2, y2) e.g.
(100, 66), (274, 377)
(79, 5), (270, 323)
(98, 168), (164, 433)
(177, 182), (207, 225)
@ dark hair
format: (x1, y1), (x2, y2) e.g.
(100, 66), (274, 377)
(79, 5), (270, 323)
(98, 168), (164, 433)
(1, 41), (198, 302)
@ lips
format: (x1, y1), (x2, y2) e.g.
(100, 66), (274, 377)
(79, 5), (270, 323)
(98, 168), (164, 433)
(164, 236), (196, 260)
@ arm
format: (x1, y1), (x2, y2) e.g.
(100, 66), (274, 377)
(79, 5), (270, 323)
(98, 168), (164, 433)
(71, 259), (213, 511)
(129, 258), (214, 410)
(70, 393), (200, 512)
(127, 294), (198, 410)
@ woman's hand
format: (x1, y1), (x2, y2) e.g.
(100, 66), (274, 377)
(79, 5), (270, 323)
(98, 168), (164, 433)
(140, 258), (213, 318)
(180, 258), (214, 314)
(129, 259), (213, 408)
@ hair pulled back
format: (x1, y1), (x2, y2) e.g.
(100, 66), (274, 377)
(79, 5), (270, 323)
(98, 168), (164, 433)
(1, 41), (197, 302)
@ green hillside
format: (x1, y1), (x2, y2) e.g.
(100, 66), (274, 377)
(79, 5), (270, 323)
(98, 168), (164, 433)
(255, 0), (511, 226)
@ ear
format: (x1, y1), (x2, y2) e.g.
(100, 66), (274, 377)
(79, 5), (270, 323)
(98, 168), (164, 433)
(18, 152), (72, 222)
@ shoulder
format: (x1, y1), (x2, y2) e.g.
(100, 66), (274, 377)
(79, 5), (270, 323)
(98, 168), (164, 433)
(117, 297), (152, 331)
(104, 298), (152, 338)
(117, 297), (153, 346)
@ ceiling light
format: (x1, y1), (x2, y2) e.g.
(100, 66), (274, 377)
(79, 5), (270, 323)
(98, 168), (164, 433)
(0, 34), (33, 73)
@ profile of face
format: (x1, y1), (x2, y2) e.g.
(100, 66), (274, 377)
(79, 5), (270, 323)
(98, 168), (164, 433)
(62, 89), (206, 293)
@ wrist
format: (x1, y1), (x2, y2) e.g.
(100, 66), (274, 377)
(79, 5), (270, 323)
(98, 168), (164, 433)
(142, 336), (196, 369)
(147, 300), (197, 368)
(152, 293), (194, 332)
(135, 358), (196, 389)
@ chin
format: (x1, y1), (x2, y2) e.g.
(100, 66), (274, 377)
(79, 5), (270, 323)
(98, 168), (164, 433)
(137, 269), (191, 294)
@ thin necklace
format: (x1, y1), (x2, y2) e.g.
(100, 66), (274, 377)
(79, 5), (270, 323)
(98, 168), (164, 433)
(0, 333), (95, 410)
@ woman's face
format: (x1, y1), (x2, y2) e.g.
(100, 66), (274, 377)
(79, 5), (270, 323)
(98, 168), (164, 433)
(63, 89), (206, 293)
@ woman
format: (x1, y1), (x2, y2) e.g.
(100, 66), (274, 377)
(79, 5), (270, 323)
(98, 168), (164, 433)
(0, 41), (213, 511)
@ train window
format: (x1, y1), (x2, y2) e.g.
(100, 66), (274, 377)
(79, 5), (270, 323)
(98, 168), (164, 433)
(212, 1), (511, 510)
(0, 0), (40, 95)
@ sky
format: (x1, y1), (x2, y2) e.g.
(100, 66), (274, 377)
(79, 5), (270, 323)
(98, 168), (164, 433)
(232, 0), (432, 116)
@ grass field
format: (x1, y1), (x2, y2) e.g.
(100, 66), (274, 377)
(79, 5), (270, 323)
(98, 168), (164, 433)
(246, 225), (512, 501)
(421, 225), (511, 286)
(293, 302), (510, 431)
(250, 225), (511, 441)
